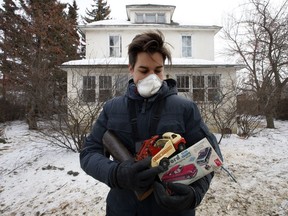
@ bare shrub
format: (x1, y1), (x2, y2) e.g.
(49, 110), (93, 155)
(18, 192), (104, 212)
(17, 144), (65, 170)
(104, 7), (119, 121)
(39, 66), (128, 152)
(0, 98), (25, 123)
(39, 98), (102, 153)
(236, 115), (262, 139)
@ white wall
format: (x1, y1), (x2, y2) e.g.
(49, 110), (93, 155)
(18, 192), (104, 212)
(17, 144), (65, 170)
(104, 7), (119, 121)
(84, 27), (218, 60)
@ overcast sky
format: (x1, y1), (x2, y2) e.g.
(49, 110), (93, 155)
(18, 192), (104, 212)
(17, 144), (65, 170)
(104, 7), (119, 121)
(0, 0), (283, 25)
(64, 0), (242, 26)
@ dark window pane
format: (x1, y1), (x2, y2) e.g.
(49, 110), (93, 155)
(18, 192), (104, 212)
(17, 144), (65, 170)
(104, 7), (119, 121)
(82, 89), (95, 102)
(99, 89), (112, 102)
(208, 89), (219, 101)
(177, 76), (189, 92)
(193, 89), (205, 101)
(193, 76), (204, 88)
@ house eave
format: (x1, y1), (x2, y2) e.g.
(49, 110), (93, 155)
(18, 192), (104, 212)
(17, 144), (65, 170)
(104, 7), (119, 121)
(60, 58), (244, 70)
(78, 20), (222, 34)
(171, 64), (244, 69)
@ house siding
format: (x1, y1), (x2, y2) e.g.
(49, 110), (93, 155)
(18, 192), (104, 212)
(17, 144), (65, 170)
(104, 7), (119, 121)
(84, 27), (218, 60)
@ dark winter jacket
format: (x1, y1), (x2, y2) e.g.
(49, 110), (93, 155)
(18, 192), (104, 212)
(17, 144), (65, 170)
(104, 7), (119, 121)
(80, 79), (222, 216)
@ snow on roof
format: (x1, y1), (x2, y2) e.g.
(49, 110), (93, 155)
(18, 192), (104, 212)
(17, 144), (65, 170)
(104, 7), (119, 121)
(81, 19), (220, 29)
(171, 58), (241, 67)
(61, 57), (242, 68)
(85, 19), (132, 26)
(62, 58), (128, 66)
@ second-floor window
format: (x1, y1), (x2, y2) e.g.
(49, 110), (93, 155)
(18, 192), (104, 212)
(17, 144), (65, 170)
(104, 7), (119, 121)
(182, 35), (192, 57)
(109, 35), (122, 57)
(99, 76), (112, 102)
(82, 76), (96, 103)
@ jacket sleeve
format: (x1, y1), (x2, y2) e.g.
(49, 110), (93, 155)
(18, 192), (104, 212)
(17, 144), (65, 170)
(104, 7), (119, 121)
(190, 172), (214, 208)
(183, 101), (223, 207)
(79, 103), (118, 186)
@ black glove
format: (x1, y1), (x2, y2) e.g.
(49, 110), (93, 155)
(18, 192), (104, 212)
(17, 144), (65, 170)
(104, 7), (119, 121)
(153, 181), (196, 212)
(110, 157), (164, 193)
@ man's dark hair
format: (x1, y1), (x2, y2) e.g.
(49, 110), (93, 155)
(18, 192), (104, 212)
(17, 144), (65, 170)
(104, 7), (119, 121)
(128, 30), (172, 68)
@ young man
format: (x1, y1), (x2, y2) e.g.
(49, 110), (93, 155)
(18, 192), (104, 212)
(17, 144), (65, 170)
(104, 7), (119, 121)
(80, 30), (222, 216)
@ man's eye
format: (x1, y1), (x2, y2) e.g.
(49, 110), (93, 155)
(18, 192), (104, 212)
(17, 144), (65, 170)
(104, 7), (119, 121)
(155, 70), (162, 74)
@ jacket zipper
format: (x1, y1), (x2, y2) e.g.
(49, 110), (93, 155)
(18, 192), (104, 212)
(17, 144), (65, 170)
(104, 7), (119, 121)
(141, 99), (147, 113)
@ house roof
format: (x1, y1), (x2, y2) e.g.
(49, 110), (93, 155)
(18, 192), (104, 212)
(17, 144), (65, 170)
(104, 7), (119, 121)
(79, 19), (222, 34)
(61, 58), (244, 69)
(80, 3), (221, 31)
(126, 4), (176, 9)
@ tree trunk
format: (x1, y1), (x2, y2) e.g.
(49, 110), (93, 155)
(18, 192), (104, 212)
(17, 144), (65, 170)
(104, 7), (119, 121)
(265, 114), (275, 128)
(2, 74), (7, 100)
(26, 102), (38, 130)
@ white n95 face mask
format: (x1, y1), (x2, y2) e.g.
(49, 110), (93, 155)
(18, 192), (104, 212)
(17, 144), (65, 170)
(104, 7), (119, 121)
(136, 74), (163, 98)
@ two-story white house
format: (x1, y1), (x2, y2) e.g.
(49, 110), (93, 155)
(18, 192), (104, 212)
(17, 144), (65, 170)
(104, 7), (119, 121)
(61, 4), (242, 131)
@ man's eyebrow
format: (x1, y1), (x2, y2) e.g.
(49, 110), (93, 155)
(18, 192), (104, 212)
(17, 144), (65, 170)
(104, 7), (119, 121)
(138, 65), (163, 69)
(155, 65), (164, 69)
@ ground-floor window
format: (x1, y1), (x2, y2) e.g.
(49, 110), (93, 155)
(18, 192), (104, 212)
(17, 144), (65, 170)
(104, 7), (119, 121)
(176, 74), (221, 102)
(82, 74), (128, 103)
(82, 76), (96, 103)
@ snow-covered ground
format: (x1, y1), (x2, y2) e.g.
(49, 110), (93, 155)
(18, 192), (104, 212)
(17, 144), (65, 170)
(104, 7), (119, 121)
(0, 120), (287, 215)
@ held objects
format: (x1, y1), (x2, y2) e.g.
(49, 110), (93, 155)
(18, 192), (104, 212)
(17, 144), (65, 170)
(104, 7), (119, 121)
(102, 130), (153, 201)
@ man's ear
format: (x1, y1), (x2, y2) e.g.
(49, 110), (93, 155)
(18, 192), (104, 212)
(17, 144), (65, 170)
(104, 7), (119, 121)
(128, 64), (134, 75)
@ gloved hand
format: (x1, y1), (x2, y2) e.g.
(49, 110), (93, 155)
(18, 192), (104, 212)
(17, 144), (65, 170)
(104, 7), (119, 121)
(110, 157), (164, 193)
(153, 181), (196, 212)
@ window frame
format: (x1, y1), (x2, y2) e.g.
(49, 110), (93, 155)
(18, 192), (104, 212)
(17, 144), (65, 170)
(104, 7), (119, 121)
(136, 13), (144, 23)
(176, 74), (221, 102)
(115, 74), (129, 96)
(135, 13), (166, 24)
(207, 75), (221, 101)
(192, 75), (205, 102)
(176, 75), (190, 92)
(157, 13), (166, 23)
(146, 13), (156, 23)
(181, 35), (192, 58)
(99, 75), (112, 102)
(109, 35), (122, 57)
(82, 76), (96, 103)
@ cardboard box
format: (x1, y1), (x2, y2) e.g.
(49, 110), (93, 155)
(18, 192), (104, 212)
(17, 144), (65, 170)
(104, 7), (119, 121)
(158, 138), (223, 185)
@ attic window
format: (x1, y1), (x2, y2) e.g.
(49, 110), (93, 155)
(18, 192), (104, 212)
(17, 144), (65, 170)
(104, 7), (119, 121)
(136, 13), (144, 23)
(158, 14), (165, 23)
(146, 13), (156, 23)
(135, 13), (166, 24)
